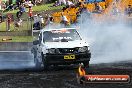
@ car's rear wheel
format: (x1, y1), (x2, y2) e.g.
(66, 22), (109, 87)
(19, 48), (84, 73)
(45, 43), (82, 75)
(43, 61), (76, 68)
(34, 57), (42, 69)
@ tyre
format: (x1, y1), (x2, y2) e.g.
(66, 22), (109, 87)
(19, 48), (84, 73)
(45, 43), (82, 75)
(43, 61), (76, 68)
(41, 54), (48, 70)
(34, 52), (43, 70)
(34, 57), (42, 69)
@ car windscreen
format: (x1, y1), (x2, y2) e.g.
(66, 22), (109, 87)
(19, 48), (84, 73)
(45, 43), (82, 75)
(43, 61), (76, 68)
(43, 29), (82, 42)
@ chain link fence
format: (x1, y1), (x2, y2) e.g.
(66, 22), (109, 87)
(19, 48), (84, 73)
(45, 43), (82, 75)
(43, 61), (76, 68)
(0, 18), (32, 31)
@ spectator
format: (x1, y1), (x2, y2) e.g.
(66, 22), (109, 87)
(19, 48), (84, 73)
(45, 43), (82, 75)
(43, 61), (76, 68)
(5, 4), (14, 11)
(44, 14), (51, 26)
(14, 18), (23, 30)
(49, 16), (54, 23)
(33, 14), (39, 30)
(32, 0), (37, 6)
(36, 0), (42, 5)
(62, 7), (67, 12)
(61, 13), (69, 26)
(2, 2), (6, 10)
(66, 0), (74, 7)
(28, 6), (33, 18)
(112, 2), (119, 15)
(125, 5), (132, 16)
(38, 14), (44, 28)
(16, 10), (23, 18)
(19, 4), (26, 13)
(59, 0), (66, 5)
(28, 1), (33, 8)
(95, 3), (102, 13)
(33, 13), (43, 30)
(0, 14), (2, 23)
(16, 4), (26, 19)
(53, 1), (60, 7)
(7, 15), (12, 31)
(16, 0), (21, 8)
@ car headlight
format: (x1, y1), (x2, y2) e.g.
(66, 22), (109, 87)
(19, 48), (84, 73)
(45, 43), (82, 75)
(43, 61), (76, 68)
(78, 46), (89, 53)
(48, 49), (55, 54)
(48, 48), (60, 54)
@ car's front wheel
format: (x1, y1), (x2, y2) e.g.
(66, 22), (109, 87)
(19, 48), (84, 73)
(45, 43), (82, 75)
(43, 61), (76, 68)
(34, 52), (43, 70)
(42, 54), (48, 70)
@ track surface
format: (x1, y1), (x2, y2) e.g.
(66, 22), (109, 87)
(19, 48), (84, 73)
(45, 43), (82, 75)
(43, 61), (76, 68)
(0, 52), (132, 88)
(0, 52), (35, 70)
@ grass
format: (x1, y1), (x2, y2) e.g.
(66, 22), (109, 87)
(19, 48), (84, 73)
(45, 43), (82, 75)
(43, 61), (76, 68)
(0, 3), (64, 42)
(0, 36), (35, 42)
(0, 3), (64, 31)
(3, 3), (64, 14)
(0, 20), (32, 31)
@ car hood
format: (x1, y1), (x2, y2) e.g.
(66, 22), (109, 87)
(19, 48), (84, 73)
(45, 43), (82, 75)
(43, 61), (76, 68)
(44, 40), (89, 48)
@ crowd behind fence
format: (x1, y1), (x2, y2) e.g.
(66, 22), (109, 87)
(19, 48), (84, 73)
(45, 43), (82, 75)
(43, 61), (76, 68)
(0, 0), (132, 34)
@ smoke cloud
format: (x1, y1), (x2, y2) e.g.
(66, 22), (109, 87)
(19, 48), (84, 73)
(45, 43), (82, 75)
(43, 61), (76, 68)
(0, 52), (35, 70)
(77, 12), (132, 64)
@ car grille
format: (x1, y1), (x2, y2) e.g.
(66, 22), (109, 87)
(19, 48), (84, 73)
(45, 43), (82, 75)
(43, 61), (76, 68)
(58, 48), (78, 54)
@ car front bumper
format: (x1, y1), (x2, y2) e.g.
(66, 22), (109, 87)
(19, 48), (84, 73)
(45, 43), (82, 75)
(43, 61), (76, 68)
(43, 52), (91, 65)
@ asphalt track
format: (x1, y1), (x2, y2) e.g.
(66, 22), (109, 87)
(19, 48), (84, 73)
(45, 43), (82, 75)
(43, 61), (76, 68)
(0, 52), (132, 88)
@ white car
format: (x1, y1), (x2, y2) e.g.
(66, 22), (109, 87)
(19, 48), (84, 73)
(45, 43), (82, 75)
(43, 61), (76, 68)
(31, 28), (91, 69)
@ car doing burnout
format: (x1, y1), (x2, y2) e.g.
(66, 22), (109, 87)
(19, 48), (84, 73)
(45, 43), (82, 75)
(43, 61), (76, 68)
(31, 28), (91, 69)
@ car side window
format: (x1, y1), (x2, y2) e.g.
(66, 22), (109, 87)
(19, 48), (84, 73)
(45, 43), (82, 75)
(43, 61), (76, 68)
(39, 32), (42, 42)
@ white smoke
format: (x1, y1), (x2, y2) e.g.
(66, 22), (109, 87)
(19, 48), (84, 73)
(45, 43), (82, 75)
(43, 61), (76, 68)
(77, 13), (132, 64)
(0, 52), (35, 70)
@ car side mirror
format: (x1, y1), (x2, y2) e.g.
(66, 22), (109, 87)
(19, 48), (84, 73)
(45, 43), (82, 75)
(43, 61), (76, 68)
(33, 40), (40, 45)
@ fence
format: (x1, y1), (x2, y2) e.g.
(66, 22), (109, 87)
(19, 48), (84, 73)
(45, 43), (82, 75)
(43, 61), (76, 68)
(0, 17), (32, 31)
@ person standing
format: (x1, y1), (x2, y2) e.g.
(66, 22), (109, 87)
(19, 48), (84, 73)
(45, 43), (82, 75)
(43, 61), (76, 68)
(61, 13), (69, 26)
(125, 5), (132, 17)
(28, 6), (33, 18)
(7, 15), (11, 31)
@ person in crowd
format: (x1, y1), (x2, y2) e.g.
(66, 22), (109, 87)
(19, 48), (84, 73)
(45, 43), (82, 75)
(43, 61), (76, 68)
(59, 0), (66, 5)
(66, 0), (74, 7)
(62, 7), (67, 12)
(33, 13), (43, 30)
(61, 13), (69, 26)
(16, 4), (26, 18)
(32, 0), (36, 6)
(44, 14), (51, 26)
(38, 13), (44, 28)
(28, 1), (33, 8)
(36, 0), (43, 5)
(1, 2), (6, 10)
(95, 3), (102, 13)
(112, 2), (119, 15)
(5, 4), (14, 11)
(7, 15), (12, 31)
(53, 1), (60, 7)
(16, 1), (28, 18)
(125, 5), (132, 16)
(19, 4), (26, 13)
(33, 14), (39, 30)
(0, 14), (2, 23)
(14, 18), (23, 30)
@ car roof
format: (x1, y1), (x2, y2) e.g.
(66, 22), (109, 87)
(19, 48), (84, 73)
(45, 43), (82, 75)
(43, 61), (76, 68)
(40, 28), (77, 32)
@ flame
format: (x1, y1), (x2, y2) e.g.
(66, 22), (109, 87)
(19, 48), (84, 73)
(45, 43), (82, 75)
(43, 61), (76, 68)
(78, 65), (86, 76)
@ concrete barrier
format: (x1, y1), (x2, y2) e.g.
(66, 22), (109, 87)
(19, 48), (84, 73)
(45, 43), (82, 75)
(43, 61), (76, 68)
(0, 42), (33, 51)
